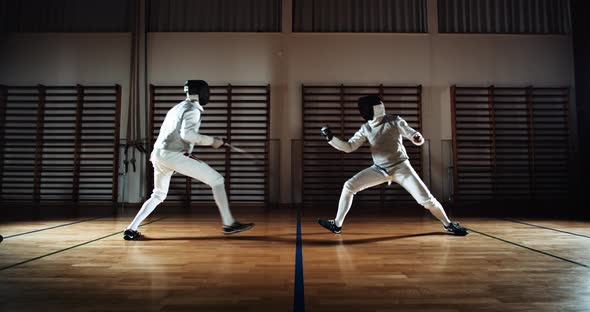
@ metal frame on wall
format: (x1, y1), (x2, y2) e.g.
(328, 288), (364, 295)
(0, 84), (121, 205)
(301, 84), (423, 208)
(451, 85), (571, 204)
(148, 84), (271, 206)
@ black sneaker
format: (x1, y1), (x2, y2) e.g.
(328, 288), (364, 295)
(123, 229), (142, 241)
(317, 219), (342, 234)
(444, 222), (469, 236)
(223, 222), (254, 235)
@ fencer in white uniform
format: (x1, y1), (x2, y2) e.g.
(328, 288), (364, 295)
(123, 80), (254, 240)
(317, 95), (468, 236)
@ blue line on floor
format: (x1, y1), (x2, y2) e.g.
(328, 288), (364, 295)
(294, 211), (305, 312)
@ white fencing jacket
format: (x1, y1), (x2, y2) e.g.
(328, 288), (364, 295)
(329, 115), (424, 174)
(153, 99), (215, 153)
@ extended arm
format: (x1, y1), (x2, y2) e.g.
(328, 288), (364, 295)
(322, 126), (367, 153)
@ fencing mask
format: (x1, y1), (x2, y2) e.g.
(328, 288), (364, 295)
(358, 95), (386, 121)
(184, 80), (210, 105)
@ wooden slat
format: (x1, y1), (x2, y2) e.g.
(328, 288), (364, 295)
(111, 85), (122, 205)
(0, 85), (121, 204)
(451, 85), (571, 206)
(0, 85), (7, 199)
(33, 85), (47, 203)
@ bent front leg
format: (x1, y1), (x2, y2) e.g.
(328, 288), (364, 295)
(335, 166), (388, 227)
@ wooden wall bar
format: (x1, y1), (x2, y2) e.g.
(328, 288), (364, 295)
(148, 84), (271, 206)
(0, 85), (122, 204)
(451, 85), (571, 204)
(301, 84), (423, 208)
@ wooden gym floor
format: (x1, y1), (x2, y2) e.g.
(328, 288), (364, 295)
(0, 209), (589, 311)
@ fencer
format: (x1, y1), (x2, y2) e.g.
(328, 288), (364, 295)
(317, 95), (468, 236)
(123, 80), (254, 240)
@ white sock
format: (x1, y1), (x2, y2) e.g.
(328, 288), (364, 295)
(127, 197), (162, 231)
(211, 183), (235, 226)
(335, 189), (354, 227)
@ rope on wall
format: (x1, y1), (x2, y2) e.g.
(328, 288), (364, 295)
(124, 0), (146, 175)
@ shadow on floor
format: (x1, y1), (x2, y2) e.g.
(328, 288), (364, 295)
(140, 231), (453, 245)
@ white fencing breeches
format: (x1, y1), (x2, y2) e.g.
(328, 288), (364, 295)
(127, 149), (235, 230)
(334, 160), (451, 227)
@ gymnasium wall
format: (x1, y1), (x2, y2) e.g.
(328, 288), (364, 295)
(572, 0), (590, 217)
(0, 3), (576, 206)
